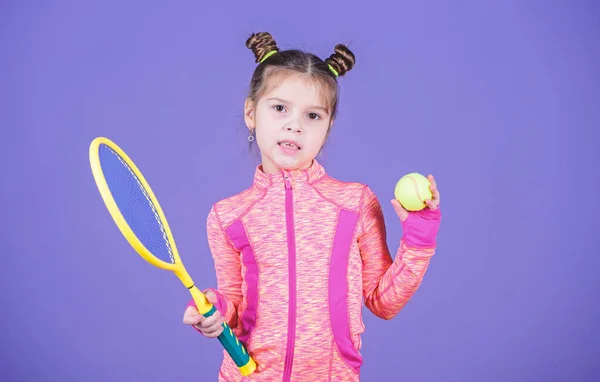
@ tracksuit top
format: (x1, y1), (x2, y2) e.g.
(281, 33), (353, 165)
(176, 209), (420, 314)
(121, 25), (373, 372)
(188, 160), (441, 381)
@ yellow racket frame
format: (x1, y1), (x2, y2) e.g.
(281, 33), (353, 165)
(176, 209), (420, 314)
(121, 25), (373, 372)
(89, 136), (256, 376)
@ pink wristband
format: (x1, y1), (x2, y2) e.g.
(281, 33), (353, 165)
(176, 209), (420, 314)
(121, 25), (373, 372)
(401, 208), (441, 248)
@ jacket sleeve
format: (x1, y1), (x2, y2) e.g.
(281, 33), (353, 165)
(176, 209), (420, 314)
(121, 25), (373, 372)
(358, 186), (441, 320)
(187, 205), (243, 329)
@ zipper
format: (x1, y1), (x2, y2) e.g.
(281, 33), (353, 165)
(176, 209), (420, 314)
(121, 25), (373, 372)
(282, 172), (296, 382)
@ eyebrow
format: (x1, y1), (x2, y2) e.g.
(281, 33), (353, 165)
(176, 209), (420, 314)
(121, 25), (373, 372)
(267, 97), (329, 114)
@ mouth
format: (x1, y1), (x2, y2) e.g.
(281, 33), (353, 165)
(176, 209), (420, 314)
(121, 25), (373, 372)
(278, 140), (301, 150)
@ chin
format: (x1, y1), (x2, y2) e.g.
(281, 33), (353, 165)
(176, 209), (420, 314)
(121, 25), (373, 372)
(279, 157), (314, 170)
(275, 159), (301, 170)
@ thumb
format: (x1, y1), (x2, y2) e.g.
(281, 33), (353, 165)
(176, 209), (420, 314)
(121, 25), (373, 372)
(204, 290), (219, 305)
(183, 306), (204, 325)
(391, 199), (409, 222)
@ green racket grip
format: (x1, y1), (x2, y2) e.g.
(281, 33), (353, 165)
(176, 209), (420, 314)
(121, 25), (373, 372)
(203, 305), (257, 376)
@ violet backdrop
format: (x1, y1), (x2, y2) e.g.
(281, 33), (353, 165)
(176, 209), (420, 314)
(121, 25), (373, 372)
(1, 1), (599, 381)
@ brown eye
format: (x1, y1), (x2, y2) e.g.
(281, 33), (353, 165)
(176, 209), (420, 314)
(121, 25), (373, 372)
(274, 105), (286, 112)
(308, 113), (321, 120)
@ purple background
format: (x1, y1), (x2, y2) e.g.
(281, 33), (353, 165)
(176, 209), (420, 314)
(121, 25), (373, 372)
(2, 1), (599, 381)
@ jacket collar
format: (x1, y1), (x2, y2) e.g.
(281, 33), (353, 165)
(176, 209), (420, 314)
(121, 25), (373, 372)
(253, 159), (327, 188)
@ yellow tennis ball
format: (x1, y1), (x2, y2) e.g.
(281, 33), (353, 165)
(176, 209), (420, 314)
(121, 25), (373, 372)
(394, 173), (433, 211)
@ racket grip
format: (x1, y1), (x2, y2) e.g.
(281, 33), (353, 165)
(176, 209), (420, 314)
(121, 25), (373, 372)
(203, 306), (257, 376)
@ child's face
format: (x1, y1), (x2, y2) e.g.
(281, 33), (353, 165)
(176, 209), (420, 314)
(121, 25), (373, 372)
(245, 73), (332, 174)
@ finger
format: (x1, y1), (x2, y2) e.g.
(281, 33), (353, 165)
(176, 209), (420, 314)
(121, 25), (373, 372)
(207, 324), (223, 335)
(185, 306), (199, 315)
(197, 319), (225, 336)
(199, 312), (222, 328)
(428, 174), (437, 188)
(429, 186), (439, 201)
(204, 326), (224, 338)
(183, 308), (204, 325)
(426, 199), (439, 211)
(428, 175), (437, 191)
(184, 305), (200, 317)
(202, 322), (225, 335)
(427, 175), (440, 201)
(391, 199), (409, 221)
(183, 313), (203, 326)
(204, 290), (218, 305)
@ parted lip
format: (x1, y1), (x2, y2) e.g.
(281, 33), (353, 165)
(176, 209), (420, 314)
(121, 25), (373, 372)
(278, 139), (302, 150)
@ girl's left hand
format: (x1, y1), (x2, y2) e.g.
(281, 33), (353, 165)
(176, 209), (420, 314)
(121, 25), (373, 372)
(391, 174), (440, 221)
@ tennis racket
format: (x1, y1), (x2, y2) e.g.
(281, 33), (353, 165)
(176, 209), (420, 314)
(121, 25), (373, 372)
(88, 136), (256, 376)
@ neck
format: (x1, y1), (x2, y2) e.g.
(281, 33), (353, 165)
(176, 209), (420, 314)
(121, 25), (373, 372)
(260, 160), (314, 175)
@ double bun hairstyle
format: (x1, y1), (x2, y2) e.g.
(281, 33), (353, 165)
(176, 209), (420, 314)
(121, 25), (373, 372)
(244, 32), (356, 120)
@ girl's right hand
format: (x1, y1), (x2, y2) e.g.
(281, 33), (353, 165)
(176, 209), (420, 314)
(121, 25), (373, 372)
(182, 291), (225, 338)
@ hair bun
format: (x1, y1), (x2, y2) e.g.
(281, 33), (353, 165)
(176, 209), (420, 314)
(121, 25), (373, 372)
(246, 32), (279, 63)
(325, 44), (356, 77)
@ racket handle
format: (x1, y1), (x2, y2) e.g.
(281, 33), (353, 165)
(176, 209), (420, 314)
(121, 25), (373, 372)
(203, 305), (257, 376)
(189, 286), (256, 376)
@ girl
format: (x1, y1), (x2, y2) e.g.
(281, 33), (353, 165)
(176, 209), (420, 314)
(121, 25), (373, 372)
(183, 32), (442, 382)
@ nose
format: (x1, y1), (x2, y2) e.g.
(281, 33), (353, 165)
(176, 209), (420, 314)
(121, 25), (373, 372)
(283, 117), (302, 134)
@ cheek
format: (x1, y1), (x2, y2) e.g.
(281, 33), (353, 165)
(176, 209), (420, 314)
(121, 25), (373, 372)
(317, 123), (330, 141)
(304, 127), (329, 153)
(254, 127), (268, 147)
(255, 107), (277, 129)
(254, 107), (287, 139)
(254, 120), (278, 146)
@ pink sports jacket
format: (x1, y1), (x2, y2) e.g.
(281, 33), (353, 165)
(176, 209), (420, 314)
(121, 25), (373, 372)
(187, 160), (441, 381)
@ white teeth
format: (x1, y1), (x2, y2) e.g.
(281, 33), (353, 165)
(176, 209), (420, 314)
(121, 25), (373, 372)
(281, 142), (298, 149)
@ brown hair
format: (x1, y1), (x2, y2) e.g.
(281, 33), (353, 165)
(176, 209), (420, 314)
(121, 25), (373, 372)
(245, 32), (356, 121)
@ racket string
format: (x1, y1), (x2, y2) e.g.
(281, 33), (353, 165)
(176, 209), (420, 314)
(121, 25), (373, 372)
(112, 149), (174, 262)
(100, 144), (175, 264)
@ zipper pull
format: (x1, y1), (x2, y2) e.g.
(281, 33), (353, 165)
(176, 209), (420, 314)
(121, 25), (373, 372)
(283, 173), (292, 189)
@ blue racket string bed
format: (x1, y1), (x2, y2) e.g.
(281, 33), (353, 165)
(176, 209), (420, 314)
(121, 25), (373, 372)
(99, 143), (175, 265)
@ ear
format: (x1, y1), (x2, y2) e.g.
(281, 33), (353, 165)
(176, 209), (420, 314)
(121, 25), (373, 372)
(325, 117), (334, 138)
(244, 98), (256, 130)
